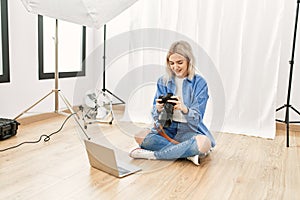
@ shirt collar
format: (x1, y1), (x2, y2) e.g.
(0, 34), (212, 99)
(169, 75), (193, 83)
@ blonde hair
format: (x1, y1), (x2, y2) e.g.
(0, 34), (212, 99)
(164, 41), (196, 83)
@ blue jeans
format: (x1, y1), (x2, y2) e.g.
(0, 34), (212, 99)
(140, 122), (202, 160)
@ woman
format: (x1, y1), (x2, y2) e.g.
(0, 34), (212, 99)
(130, 41), (215, 165)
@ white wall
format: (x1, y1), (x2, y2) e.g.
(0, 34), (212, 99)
(0, 1), (98, 119)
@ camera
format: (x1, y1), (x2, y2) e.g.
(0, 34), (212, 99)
(157, 93), (178, 127)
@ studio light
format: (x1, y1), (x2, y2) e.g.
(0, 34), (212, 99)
(18, 0), (138, 138)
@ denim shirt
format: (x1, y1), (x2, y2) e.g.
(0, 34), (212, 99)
(151, 74), (216, 147)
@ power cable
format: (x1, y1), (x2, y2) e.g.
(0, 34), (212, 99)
(0, 113), (76, 152)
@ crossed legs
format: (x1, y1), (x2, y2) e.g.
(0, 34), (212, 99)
(131, 128), (212, 161)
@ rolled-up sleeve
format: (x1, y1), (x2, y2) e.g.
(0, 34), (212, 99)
(151, 77), (167, 121)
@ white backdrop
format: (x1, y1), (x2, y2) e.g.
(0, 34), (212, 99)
(94, 0), (287, 139)
(1, 0), (296, 140)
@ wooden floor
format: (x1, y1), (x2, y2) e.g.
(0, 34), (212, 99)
(0, 111), (299, 200)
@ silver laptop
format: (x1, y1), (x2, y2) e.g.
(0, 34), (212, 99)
(83, 139), (141, 178)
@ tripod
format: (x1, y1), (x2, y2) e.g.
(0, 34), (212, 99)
(14, 19), (90, 140)
(101, 24), (125, 105)
(276, 0), (300, 147)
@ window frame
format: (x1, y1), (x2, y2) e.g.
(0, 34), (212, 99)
(38, 15), (86, 80)
(0, 0), (10, 83)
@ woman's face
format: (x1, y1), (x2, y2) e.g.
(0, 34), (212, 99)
(168, 53), (188, 78)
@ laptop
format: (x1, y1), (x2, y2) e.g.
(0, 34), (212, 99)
(83, 139), (142, 178)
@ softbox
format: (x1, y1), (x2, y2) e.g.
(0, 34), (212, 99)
(20, 0), (139, 28)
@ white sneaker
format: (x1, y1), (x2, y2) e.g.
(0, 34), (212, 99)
(129, 148), (156, 160)
(187, 155), (200, 166)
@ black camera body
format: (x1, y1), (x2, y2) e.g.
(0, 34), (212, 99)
(158, 93), (178, 127)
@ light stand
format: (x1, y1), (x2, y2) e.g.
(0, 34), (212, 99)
(101, 24), (125, 105)
(276, 0), (300, 147)
(15, 19), (90, 140)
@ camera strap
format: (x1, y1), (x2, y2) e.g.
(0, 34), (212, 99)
(154, 123), (179, 144)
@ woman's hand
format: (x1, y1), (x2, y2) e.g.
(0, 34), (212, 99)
(168, 96), (188, 114)
(155, 98), (164, 112)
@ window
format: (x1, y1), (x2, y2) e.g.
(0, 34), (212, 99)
(0, 0), (10, 83)
(38, 15), (86, 79)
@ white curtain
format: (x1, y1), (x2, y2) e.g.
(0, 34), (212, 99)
(97, 0), (286, 139)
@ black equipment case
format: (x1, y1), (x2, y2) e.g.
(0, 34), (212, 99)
(0, 118), (20, 140)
